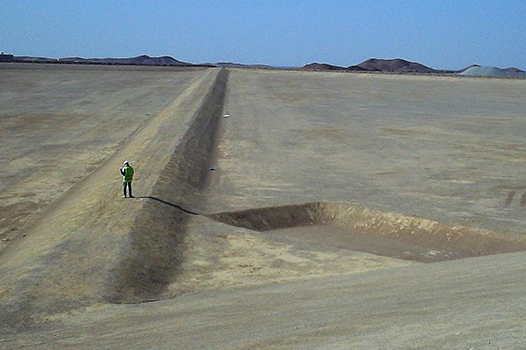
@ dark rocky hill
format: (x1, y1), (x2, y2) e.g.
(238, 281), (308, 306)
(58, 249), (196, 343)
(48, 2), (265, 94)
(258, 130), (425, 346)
(58, 55), (191, 66)
(302, 58), (435, 73)
(353, 58), (435, 73)
(11, 54), (196, 66)
(301, 63), (346, 71)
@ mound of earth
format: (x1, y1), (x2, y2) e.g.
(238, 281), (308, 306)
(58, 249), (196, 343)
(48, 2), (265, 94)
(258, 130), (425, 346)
(460, 65), (526, 77)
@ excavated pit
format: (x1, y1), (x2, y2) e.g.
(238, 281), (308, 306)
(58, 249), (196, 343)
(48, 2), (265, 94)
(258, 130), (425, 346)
(208, 202), (526, 263)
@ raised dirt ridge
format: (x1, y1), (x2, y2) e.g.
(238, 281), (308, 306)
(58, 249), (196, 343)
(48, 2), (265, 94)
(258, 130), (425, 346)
(0, 68), (228, 327)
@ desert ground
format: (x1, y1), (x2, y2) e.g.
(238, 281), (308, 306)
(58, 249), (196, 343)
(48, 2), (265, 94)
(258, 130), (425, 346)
(2, 63), (526, 348)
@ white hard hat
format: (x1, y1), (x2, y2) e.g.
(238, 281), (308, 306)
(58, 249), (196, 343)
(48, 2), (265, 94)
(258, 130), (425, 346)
(123, 160), (129, 166)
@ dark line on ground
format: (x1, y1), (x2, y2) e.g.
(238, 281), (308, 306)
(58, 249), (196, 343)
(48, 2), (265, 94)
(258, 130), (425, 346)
(139, 196), (200, 215)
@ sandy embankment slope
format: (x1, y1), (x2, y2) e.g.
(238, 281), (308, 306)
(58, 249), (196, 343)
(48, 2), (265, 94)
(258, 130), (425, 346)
(0, 68), (228, 328)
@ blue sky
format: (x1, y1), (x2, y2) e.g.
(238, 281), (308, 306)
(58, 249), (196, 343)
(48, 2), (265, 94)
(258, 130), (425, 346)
(1, 1), (525, 69)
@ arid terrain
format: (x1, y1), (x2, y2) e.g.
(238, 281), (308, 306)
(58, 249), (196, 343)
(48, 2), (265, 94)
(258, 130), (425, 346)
(2, 63), (526, 348)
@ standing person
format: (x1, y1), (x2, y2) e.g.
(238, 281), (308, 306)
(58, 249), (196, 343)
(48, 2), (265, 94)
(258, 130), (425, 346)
(120, 160), (134, 198)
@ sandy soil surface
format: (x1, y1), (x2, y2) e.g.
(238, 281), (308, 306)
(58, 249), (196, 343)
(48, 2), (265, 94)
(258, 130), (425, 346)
(6, 252), (526, 349)
(211, 70), (526, 233)
(2, 64), (526, 348)
(0, 63), (207, 251)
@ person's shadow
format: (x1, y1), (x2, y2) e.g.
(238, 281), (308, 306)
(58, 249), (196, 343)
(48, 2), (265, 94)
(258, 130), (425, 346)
(137, 196), (200, 216)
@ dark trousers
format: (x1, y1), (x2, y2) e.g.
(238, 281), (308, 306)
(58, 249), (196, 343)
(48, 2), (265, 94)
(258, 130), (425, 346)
(123, 182), (132, 197)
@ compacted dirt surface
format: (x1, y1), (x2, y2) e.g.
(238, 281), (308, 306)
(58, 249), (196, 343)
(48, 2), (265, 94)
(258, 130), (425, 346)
(2, 64), (526, 349)
(0, 63), (207, 251)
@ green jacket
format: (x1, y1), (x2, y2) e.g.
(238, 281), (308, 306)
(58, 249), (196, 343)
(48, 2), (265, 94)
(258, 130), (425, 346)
(121, 166), (134, 182)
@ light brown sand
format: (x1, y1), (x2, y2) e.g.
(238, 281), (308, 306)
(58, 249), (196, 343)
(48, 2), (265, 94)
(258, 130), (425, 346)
(2, 65), (526, 348)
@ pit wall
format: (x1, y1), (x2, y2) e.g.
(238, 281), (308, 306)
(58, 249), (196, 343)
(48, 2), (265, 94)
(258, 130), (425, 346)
(208, 202), (324, 231)
(320, 203), (526, 258)
(209, 201), (526, 261)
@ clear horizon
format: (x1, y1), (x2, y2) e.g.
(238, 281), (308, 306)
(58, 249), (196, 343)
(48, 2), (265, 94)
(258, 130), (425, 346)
(2, 1), (525, 70)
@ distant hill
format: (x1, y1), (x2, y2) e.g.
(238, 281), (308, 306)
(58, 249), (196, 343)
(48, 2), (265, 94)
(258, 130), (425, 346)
(9, 55), (269, 68)
(5, 53), (525, 77)
(353, 58), (435, 73)
(302, 58), (435, 73)
(457, 64), (481, 73)
(58, 55), (192, 66)
(0, 53), (14, 62)
(460, 65), (526, 78)
(213, 62), (275, 69)
(11, 55), (198, 66)
(302, 59), (525, 77)
(301, 63), (346, 71)
(13, 56), (58, 63)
